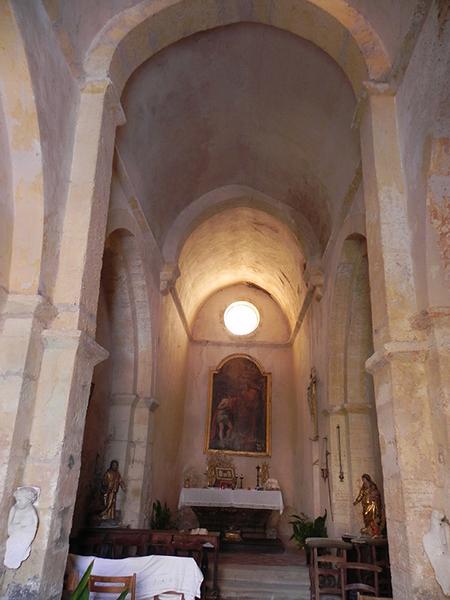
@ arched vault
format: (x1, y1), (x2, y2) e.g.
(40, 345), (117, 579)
(176, 206), (306, 332)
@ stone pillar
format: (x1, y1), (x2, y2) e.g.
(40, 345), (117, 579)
(1, 329), (107, 600)
(122, 397), (159, 527)
(0, 295), (52, 570)
(105, 395), (158, 528)
(1, 73), (123, 600)
(106, 393), (137, 473)
(361, 90), (445, 599)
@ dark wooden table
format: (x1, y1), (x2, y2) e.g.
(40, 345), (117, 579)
(71, 528), (221, 598)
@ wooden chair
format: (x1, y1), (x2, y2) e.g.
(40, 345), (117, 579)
(89, 573), (137, 599)
(306, 537), (352, 599)
(341, 561), (382, 597)
(352, 537), (392, 597)
(108, 530), (149, 558)
(358, 595), (393, 599)
(172, 534), (208, 599)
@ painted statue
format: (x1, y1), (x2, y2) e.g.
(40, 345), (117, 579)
(353, 473), (385, 537)
(100, 460), (126, 521)
(4, 486), (40, 569)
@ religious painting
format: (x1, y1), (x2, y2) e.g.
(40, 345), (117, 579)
(205, 354), (271, 456)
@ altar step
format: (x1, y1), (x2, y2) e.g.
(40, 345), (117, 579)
(210, 561), (311, 599)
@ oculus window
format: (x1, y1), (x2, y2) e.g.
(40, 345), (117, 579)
(224, 301), (260, 336)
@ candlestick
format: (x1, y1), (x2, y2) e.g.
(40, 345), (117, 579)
(337, 425), (344, 481)
(256, 465), (261, 489)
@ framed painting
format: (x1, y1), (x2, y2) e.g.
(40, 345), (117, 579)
(205, 354), (271, 456)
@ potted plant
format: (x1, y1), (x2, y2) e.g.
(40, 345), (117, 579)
(289, 509), (327, 560)
(150, 499), (174, 530)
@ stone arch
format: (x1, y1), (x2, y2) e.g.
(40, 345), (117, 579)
(51, 0), (392, 332)
(108, 227), (153, 398)
(326, 234), (381, 534)
(84, 0), (391, 97)
(73, 227), (153, 531)
(162, 184), (322, 266)
(0, 3), (44, 296)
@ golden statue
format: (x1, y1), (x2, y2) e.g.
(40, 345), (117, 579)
(353, 473), (385, 537)
(100, 460), (126, 521)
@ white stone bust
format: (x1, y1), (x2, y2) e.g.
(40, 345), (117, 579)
(4, 486), (40, 569)
(423, 509), (450, 596)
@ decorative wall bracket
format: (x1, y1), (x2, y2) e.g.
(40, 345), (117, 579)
(303, 260), (324, 301)
(160, 262), (180, 294)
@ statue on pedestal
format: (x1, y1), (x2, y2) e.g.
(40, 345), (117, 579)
(353, 473), (385, 537)
(100, 460), (126, 522)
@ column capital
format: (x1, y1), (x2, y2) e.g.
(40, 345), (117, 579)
(304, 259), (324, 301)
(366, 340), (428, 373)
(81, 77), (126, 126)
(0, 293), (56, 326)
(160, 262), (180, 294)
(42, 329), (109, 366)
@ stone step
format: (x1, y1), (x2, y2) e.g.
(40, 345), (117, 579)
(207, 562), (311, 600)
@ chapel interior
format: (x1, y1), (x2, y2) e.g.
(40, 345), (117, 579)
(0, 1), (449, 599)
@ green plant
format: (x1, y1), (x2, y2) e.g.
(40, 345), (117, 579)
(289, 509), (327, 549)
(150, 499), (174, 530)
(70, 560), (129, 600)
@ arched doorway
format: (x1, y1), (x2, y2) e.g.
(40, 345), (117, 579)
(72, 228), (153, 535)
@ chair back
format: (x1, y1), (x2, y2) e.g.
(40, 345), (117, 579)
(109, 531), (149, 558)
(89, 573), (137, 599)
(358, 593), (392, 600)
(149, 531), (175, 555)
(172, 534), (205, 563)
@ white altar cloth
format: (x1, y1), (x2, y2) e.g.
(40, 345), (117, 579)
(69, 553), (203, 600)
(178, 488), (284, 513)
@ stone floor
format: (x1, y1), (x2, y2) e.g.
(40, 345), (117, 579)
(208, 550), (314, 599)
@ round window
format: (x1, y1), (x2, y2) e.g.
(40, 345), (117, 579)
(224, 301), (260, 336)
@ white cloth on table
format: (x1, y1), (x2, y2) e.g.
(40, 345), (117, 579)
(69, 553), (203, 600)
(178, 488), (284, 513)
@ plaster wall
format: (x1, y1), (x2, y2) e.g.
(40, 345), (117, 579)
(180, 342), (296, 541)
(152, 293), (190, 511)
(291, 315), (317, 522)
(192, 284), (290, 344)
(179, 286), (297, 541)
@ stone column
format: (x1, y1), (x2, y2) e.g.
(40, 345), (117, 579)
(122, 397), (159, 527)
(1, 73), (123, 600)
(361, 90), (445, 599)
(1, 329), (107, 600)
(0, 294), (52, 570)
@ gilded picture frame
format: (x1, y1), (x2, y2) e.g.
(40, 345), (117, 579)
(205, 354), (272, 457)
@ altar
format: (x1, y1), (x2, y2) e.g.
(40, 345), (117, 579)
(178, 488), (284, 543)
